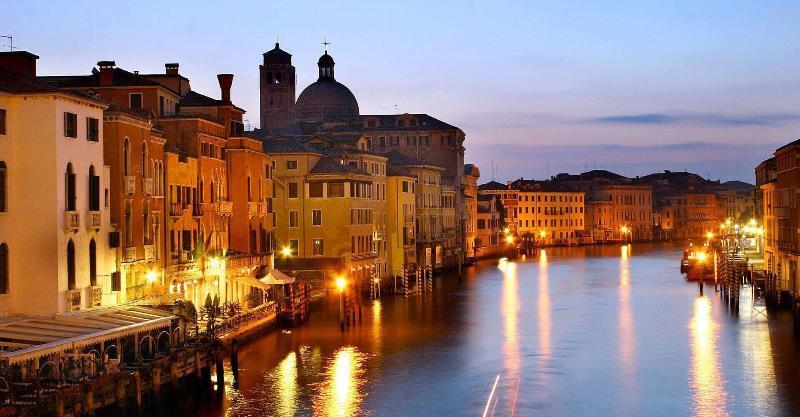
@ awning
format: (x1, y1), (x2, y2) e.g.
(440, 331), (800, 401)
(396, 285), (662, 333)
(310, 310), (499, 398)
(0, 306), (174, 364)
(260, 269), (295, 285)
(234, 275), (271, 290)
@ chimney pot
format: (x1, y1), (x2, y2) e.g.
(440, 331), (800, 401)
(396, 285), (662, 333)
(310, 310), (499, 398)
(165, 63), (179, 75)
(97, 60), (115, 86)
(217, 74), (234, 103)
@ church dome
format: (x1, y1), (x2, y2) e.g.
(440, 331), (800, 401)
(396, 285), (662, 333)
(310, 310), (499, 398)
(296, 51), (359, 122)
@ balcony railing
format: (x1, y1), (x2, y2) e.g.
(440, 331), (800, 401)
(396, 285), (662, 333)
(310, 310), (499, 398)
(144, 245), (155, 261)
(248, 202), (258, 218)
(85, 285), (102, 307)
(258, 202), (269, 217)
(216, 200), (233, 216)
(123, 246), (137, 262)
(178, 250), (193, 263)
(87, 210), (101, 230)
(192, 203), (203, 218)
(64, 210), (80, 232)
(64, 289), (82, 312)
(404, 214), (414, 224)
(169, 202), (186, 218)
(143, 177), (154, 196)
(124, 176), (136, 195)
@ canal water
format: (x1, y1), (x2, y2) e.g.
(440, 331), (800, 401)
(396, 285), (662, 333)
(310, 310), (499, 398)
(185, 243), (800, 416)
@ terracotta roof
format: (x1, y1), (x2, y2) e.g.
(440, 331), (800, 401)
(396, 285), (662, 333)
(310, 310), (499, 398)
(39, 67), (162, 88)
(320, 113), (461, 133)
(0, 67), (59, 93)
(509, 179), (579, 193)
(478, 181), (508, 191)
(180, 90), (219, 107)
(310, 156), (368, 175)
(262, 138), (319, 154)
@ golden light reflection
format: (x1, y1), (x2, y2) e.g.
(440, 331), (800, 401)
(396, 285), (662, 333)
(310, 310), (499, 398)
(372, 300), (382, 350)
(276, 351), (298, 417)
(501, 260), (519, 381)
(538, 250), (551, 361)
(739, 289), (778, 416)
(312, 347), (366, 417)
(689, 296), (729, 417)
(618, 244), (636, 397)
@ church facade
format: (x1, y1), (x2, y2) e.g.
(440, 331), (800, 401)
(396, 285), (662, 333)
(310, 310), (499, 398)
(257, 42), (468, 271)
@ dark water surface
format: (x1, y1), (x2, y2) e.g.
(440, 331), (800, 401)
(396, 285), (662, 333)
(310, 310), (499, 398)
(188, 244), (800, 416)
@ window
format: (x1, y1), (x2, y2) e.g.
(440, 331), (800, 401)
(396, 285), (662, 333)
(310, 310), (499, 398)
(66, 163), (76, 211)
(328, 182), (344, 197)
(0, 243), (6, 294)
(288, 182), (298, 198)
(88, 166), (100, 211)
(287, 160), (298, 170)
(289, 239), (299, 255)
(89, 239), (97, 286)
(86, 117), (99, 141)
(379, 137), (386, 147)
(289, 211), (298, 228)
(64, 112), (77, 138)
(67, 239), (76, 290)
(0, 161), (5, 212)
(312, 239), (324, 256)
(309, 182), (323, 198)
(0, 108), (6, 135)
(312, 209), (322, 226)
(402, 181), (408, 193)
(130, 93), (143, 109)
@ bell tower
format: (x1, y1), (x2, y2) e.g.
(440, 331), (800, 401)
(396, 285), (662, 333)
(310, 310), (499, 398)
(259, 42), (296, 131)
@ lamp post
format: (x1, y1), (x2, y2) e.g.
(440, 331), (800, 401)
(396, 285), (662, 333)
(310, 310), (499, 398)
(336, 277), (346, 332)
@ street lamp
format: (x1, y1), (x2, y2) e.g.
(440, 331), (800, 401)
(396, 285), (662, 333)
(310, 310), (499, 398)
(505, 234), (515, 245)
(280, 246), (292, 258)
(336, 277), (346, 331)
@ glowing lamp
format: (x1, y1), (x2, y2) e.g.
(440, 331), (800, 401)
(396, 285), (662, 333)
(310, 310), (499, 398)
(505, 235), (515, 244)
(335, 277), (346, 291)
(697, 252), (708, 263)
(146, 270), (158, 283)
(281, 246), (292, 257)
(705, 231), (714, 240)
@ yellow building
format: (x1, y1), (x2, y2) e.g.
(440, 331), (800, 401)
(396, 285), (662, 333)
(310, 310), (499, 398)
(588, 184), (652, 241)
(387, 152), (446, 270)
(509, 179), (585, 245)
(386, 166), (417, 279)
(266, 139), (386, 290)
(463, 164), (480, 262)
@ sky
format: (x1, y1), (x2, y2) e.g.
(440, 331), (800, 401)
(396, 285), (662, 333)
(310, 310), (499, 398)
(5, 0), (800, 183)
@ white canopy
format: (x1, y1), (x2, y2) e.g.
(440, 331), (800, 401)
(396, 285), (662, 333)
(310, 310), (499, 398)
(259, 269), (295, 285)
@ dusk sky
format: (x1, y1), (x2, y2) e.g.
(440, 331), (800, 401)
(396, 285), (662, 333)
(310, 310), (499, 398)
(6, 0), (800, 183)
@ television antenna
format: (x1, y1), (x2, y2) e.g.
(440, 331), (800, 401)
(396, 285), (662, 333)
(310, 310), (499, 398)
(1, 35), (13, 52)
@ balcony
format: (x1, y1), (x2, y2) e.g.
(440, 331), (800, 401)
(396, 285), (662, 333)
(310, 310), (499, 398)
(216, 201), (233, 216)
(87, 210), (101, 230)
(192, 203), (203, 218)
(258, 202), (270, 217)
(178, 250), (193, 264)
(404, 214), (414, 224)
(64, 210), (80, 232)
(64, 289), (82, 312)
(248, 202), (258, 218)
(373, 230), (386, 241)
(85, 285), (102, 307)
(124, 176), (136, 195)
(169, 202), (186, 218)
(143, 177), (154, 196)
(123, 246), (137, 262)
(144, 244), (155, 261)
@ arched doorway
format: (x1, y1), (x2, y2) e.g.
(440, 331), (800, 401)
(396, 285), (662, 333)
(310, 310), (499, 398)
(67, 239), (76, 290)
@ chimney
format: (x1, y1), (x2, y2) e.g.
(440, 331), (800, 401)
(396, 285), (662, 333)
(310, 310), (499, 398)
(0, 51), (39, 78)
(217, 74), (233, 103)
(165, 63), (179, 75)
(97, 61), (115, 86)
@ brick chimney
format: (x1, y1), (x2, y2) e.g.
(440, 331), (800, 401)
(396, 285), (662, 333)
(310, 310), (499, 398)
(97, 61), (115, 86)
(0, 51), (39, 78)
(217, 74), (233, 103)
(165, 63), (179, 75)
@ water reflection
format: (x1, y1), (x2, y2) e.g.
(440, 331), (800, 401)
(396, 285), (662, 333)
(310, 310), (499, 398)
(276, 352), (298, 417)
(618, 245), (636, 397)
(538, 250), (551, 361)
(739, 287), (778, 415)
(689, 296), (729, 417)
(312, 347), (367, 417)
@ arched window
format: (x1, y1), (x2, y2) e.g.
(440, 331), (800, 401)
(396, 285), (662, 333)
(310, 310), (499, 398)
(89, 239), (97, 286)
(199, 180), (204, 204)
(67, 239), (76, 290)
(88, 165), (100, 211)
(124, 201), (132, 247)
(0, 243), (7, 294)
(123, 138), (131, 176)
(210, 181), (216, 203)
(65, 163), (76, 211)
(0, 161), (6, 212)
(141, 142), (148, 178)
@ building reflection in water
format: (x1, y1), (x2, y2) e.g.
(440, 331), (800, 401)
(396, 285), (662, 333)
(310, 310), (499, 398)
(312, 346), (367, 417)
(618, 244), (636, 397)
(689, 296), (729, 417)
(538, 250), (551, 361)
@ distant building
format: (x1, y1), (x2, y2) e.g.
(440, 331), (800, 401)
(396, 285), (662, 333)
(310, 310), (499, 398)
(508, 179), (585, 245)
(476, 194), (503, 256)
(463, 165), (480, 261)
